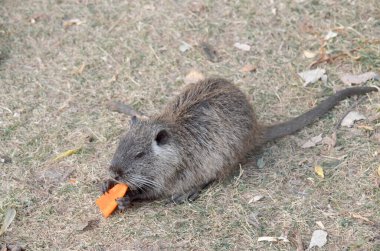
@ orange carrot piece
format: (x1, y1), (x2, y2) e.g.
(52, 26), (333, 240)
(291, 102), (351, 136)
(96, 183), (128, 218)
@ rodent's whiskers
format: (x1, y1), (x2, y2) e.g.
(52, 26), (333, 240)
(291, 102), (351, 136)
(129, 175), (161, 191)
(121, 176), (145, 191)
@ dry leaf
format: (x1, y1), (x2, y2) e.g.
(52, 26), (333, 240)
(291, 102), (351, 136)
(257, 236), (289, 242)
(322, 132), (337, 150)
(179, 42), (191, 52)
(234, 42), (251, 51)
(240, 64), (257, 73)
(0, 208), (16, 236)
(314, 165), (324, 178)
(341, 111), (366, 127)
(377, 166), (380, 177)
(357, 125), (374, 131)
(30, 14), (48, 24)
(316, 221), (325, 229)
(301, 134), (323, 148)
(298, 68), (326, 86)
(258, 236), (278, 242)
(109, 73), (118, 83)
(350, 213), (374, 224)
(308, 230), (328, 249)
(143, 4), (155, 10)
(340, 72), (379, 85)
(324, 31), (337, 40)
(253, 195), (264, 202)
(63, 18), (82, 28)
(184, 70), (205, 84)
(53, 148), (81, 161)
(310, 48), (361, 68)
(303, 50), (317, 59)
(68, 178), (77, 184)
(72, 63), (86, 75)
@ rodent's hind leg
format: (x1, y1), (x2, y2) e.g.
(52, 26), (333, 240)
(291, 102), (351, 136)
(170, 189), (200, 204)
(170, 180), (215, 204)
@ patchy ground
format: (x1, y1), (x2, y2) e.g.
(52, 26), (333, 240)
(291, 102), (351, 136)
(1, 0), (380, 250)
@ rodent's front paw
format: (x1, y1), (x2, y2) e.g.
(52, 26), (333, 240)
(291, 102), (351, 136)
(116, 195), (132, 211)
(101, 179), (117, 194)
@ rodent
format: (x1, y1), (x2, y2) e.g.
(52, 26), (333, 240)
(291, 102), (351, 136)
(102, 78), (377, 209)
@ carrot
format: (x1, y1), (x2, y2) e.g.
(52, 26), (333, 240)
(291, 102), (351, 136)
(96, 183), (128, 218)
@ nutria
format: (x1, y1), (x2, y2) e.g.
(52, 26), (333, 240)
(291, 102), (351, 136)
(102, 78), (377, 209)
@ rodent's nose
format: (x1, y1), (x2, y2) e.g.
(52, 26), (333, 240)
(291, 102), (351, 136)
(109, 165), (123, 179)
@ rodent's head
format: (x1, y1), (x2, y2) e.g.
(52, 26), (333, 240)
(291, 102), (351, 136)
(109, 116), (180, 193)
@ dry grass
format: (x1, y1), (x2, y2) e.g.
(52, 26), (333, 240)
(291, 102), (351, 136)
(1, 0), (380, 250)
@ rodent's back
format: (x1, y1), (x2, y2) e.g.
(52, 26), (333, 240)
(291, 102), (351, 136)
(153, 79), (261, 191)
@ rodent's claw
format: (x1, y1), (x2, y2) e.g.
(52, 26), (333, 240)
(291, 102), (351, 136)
(101, 179), (117, 194)
(116, 195), (132, 211)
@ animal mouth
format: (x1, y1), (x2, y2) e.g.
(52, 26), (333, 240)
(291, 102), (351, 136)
(117, 178), (135, 191)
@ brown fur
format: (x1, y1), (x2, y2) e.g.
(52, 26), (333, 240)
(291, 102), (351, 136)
(104, 78), (377, 205)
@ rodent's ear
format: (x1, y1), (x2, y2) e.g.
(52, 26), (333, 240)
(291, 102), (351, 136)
(130, 115), (138, 126)
(155, 129), (170, 146)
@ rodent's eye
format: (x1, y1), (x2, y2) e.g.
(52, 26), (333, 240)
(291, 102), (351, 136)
(135, 152), (145, 159)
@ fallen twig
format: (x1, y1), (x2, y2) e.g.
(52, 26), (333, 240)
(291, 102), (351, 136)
(107, 101), (147, 118)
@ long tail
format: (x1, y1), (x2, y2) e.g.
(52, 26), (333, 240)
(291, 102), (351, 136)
(263, 86), (378, 142)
